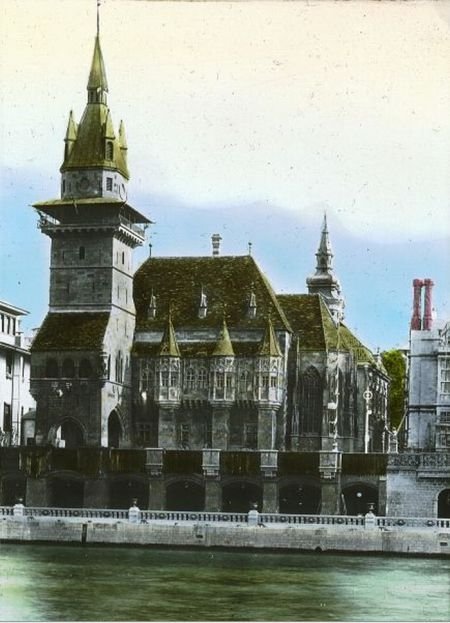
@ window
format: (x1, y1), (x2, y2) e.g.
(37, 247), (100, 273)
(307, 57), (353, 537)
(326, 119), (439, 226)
(161, 370), (169, 387)
(62, 180), (66, 194)
(5, 352), (13, 378)
(79, 359), (93, 378)
(180, 424), (190, 448)
(262, 375), (269, 390)
(216, 371), (224, 389)
(3, 403), (12, 433)
(45, 358), (59, 378)
(106, 177), (113, 191)
(79, 246), (85, 260)
(198, 368), (208, 389)
(299, 366), (322, 434)
(106, 141), (114, 160)
(21, 357), (25, 380)
(0, 314), (4, 333)
(226, 374), (233, 391)
(170, 371), (179, 387)
(440, 358), (450, 395)
(244, 424), (257, 449)
(186, 368), (196, 391)
(121, 251), (125, 265)
(270, 375), (277, 388)
(62, 359), (75, 378)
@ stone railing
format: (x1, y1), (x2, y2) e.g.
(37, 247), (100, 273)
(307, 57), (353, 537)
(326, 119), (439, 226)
(2, 506), (449, 529)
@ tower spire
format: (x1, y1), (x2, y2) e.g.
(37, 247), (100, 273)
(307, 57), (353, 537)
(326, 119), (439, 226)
(315, 212), (333, 274)
(97, 0), (101, 37)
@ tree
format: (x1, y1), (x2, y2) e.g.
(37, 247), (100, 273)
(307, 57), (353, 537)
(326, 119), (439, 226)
(381, 349), (406, 429)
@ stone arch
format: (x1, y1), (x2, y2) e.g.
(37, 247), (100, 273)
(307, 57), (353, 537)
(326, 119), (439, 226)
(109, 476), (149, 510)
(279, 477), (322, 515)
(437, 489), (450, 519)
(107, 410), (122, 448)
(222, 480), (263, 513)
(51, 418), (85, 448)
(61, 358), (75, 378)
(342, 482), (378, 515)
(79, 358), (93, 378)
(48, 472), (84, 508)
(166, 478), (205, 511)
(299, 366), (322, 434)
(45, 358), (59, 378)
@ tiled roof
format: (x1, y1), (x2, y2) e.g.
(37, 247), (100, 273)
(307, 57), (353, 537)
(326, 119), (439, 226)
(133, 256), (291, 332)
(133, 340), (261, 358)
(31, 313), (109, 351)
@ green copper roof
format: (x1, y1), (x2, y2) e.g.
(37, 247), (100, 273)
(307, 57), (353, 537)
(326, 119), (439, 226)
(31, 312), (109, 351)
(212, 319), (235, 357)
(158, 315), (181, 357)
(134, 255), (291, 331)
(88, 36), (108, 91)
(259, 316), (282, 357)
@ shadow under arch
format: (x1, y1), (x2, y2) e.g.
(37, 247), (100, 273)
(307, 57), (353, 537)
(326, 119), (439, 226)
(279, 481), (321, 515)
(342, 482), (378, 515)
(166, 479), (205, 512)
(222, 480), (263, 513)
(107, 409), (122, 448)
(48, 472), (85, 508)
(437, 489), (450, 518)
(109, 475), (149, 510)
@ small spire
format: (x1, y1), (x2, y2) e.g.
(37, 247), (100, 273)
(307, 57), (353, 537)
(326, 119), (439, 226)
(315, 212), (333, 274)
(118, 120), (128, 151)
(212, 318), (235, 357)
(97, 0), (101, 37)
(158, 312), (180, 357)
(87, 34), (108, 99)
(64, 110), (78, 141)
(259, 316), (282, 357)
(103, 110), (115, 139)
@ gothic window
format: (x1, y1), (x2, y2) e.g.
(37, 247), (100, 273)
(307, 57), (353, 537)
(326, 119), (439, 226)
(161, 369), (169, 387)
(106, 177), (113, 191)
(79, 359), (93, 378)
(186, 368), (196, 391)
(216, 371), (224, 389)
(198, 367), (208, 389)
(299, 366), (322, 434)
(106, 141), (114, 160)
(439, 358), (450, 396)
(79, 246), (85, 260)
(45, 358), (58, 378)
(115, 353), (123, 383)
(62, 358), (75, 378)
(170, 371), (179, 387)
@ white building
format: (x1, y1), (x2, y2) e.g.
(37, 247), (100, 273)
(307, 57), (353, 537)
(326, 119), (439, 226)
(0, 300), (35, 445)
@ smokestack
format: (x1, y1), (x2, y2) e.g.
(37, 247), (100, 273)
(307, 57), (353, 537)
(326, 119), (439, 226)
(411, 279), (423, 330)
(211, 234), (222, 257)
(422, 278), (434, 330)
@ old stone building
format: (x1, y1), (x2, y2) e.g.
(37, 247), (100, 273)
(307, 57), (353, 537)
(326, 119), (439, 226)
(386, 280), (450, 518)
(16, 27), (393, 514)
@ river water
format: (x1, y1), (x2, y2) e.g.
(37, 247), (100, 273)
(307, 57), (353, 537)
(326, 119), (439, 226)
(0, 544), (448, 621)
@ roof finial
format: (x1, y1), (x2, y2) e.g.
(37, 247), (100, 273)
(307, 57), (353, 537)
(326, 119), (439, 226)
(97, 0), (101, 37)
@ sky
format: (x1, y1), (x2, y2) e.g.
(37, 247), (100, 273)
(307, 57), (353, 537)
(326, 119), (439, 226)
(0, 0), (449, 351)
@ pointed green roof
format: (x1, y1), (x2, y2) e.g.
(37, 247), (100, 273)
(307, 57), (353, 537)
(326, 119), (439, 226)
(158, 315), (180, 357)
(212, 319), (235, 357)
(64, 111), (78, 141)
(88, 36), (108, 92)
(118, 120), (128, 150)
(259, 317), (282, 357)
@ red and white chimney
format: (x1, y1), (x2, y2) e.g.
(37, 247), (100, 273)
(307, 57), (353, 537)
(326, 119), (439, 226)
(410, 279), (423, 330)
(422, 278), (434, 331)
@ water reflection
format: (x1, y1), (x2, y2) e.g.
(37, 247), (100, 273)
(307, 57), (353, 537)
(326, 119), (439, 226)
(0, 544), (448, 621)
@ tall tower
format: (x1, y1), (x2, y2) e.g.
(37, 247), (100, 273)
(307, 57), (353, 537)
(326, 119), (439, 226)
(306, 215), (345, 322)
(30, 20), (150, 448)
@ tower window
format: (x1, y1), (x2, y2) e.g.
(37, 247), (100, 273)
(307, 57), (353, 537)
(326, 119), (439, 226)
(106, 142), (114, 160)
(122, 251), (125, 265)
(79, 246), (85, 260)
(106, 177), (113, 191)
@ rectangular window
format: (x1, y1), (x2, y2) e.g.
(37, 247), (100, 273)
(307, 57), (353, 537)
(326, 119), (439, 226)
(106, 177), (113, 191)
(1, 314), (4, 333)
(3, 403), (12, 432)
(440, 358), (450, 395)
(244, 424), (257, 449)
(216, 372), (224, 389)
(270, 375), (277, 388)
(5, 352), (13, 378)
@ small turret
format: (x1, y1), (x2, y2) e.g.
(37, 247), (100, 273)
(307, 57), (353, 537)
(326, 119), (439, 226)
(212, 319), (235, 357)
(63, 111), (78, 161)
(158, 313), (180, 357)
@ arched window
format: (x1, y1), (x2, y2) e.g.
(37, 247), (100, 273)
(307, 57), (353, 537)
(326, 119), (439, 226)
(62, 358), (75, 378)
(106, 141), (114, 160)
(45, 358), (59, 378)
(79, 246), (85, 260)
(79, 359), (93, 378)
(299, 366), (322, 434)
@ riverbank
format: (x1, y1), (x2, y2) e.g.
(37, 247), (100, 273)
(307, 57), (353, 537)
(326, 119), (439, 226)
(2, 515), (449, 557)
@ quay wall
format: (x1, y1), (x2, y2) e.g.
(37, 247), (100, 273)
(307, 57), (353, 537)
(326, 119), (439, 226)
(1, 518), (449, 557)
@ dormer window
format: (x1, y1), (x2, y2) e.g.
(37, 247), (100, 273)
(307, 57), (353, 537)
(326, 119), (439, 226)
(106, 141), (114, 160)
(198, 288), (208, 319)
(148, 291), (157, 319)
(248, 290), (257, 318)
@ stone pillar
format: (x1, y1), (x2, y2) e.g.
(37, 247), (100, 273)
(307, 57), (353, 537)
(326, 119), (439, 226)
(202, 449), (221, 511)
(84, 479), (110, 508)
(261, 450), (278, 513)
(257, 407), (276, 449)
(319, 450), (342, 515)
(211, 407), (230, 449)
(377, 476), (387, 516)
(145, 448), (165, 510)
(26, 478), (49, 507)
